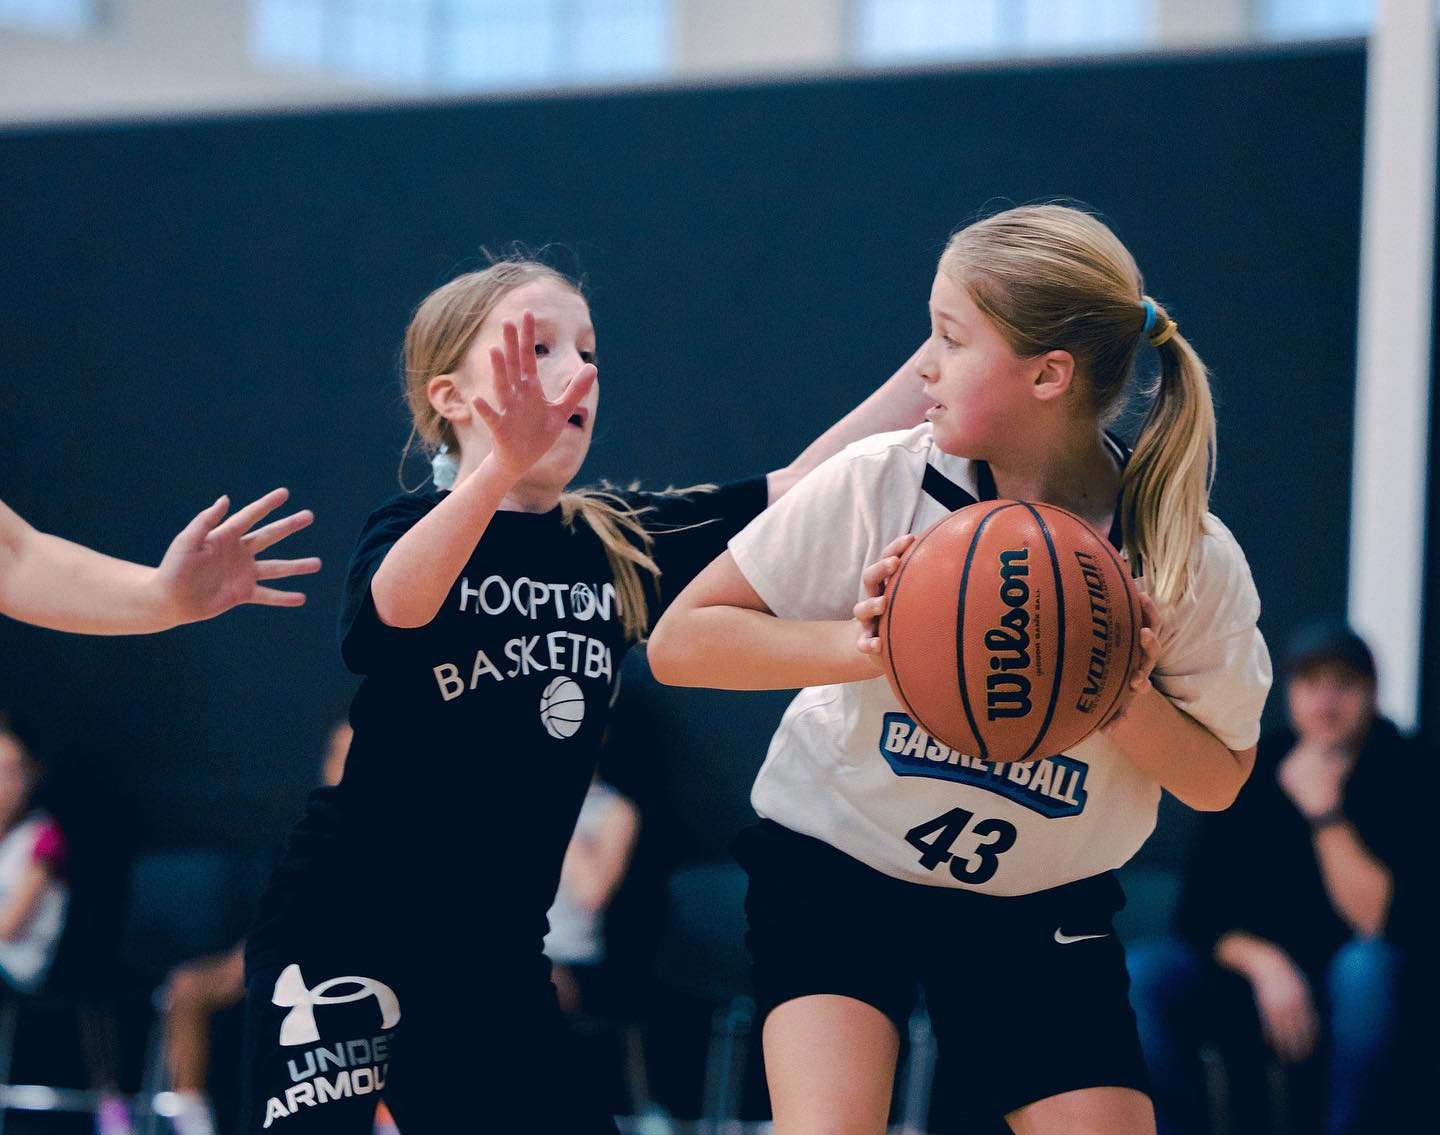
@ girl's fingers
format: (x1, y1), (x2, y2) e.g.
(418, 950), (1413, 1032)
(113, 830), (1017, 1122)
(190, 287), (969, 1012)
(861, 555), (901, 596)
(1131, 627), (1157, 689)
(555, 364), (597, 414)
(488, 348), (515, 409)
(880, 533), (916, 560)
(503, 319), (525, 390)
(178, 495), (231, 544)
(214, 488), (290, 539)
(249, 586), (308, 608)
(853, 595), (886, 623)
(519, 310), (538, 384)
(472, 394), (501, 427)
(858, 633), (882, 655)
(255, 557), (323, 581)
(242, 509), (314, 554)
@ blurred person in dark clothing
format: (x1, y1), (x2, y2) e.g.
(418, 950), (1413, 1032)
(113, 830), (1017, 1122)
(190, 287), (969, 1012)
(1128, 620), (1424, 1135)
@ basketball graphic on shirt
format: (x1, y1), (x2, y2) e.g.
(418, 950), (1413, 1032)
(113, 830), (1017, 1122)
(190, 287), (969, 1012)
(540, 676), (586, 739)
(570, 582), (597, 620)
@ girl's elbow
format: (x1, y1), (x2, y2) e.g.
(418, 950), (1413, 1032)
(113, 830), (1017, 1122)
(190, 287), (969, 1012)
(1188, 785), (1241, 812)
(645, 619), (686, 685)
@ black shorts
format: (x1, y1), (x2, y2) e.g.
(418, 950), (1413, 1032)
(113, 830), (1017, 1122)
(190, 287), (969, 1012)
(735, 820), (1149, 1122)
(240, 949), (620, 1134)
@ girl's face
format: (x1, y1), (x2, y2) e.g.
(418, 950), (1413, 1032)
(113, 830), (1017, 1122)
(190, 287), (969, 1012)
(917, 271), (1042, 459)
(0, 736), (33, 830)
(454, 279), (600, 494)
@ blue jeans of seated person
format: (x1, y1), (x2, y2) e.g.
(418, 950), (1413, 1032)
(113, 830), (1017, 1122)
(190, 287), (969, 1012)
(1126, 936), (1402, 1135)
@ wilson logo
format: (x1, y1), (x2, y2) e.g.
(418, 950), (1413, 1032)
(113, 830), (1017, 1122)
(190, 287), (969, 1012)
(1073, 550), (1112, 715)
(985, 548), (1033, 720)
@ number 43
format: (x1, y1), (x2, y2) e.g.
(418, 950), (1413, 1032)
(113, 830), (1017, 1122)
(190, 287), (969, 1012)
(904, 808), (1018, 885)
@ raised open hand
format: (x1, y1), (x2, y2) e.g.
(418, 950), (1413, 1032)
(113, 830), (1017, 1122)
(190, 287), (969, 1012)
(472, 311), (597, 479)
(155, 487), (321, 625)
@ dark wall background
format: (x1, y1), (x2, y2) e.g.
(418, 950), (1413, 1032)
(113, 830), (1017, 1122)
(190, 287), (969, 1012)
(0, 43), (1366, 857)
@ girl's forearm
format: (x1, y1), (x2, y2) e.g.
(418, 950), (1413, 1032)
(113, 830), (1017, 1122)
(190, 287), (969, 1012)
(648, 607), (876, 690)
(0, 523), (177, 635)
(371, 456), (518, 628)
(766, 347), (931, 501)
(1108, 683), (1254, 811)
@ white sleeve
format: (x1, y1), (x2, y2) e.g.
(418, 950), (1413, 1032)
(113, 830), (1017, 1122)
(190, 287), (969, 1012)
(728, 446), (891, 621)
(1151, 515), (1272, 751)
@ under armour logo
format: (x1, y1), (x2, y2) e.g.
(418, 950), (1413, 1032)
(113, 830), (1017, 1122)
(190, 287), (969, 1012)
(271, 963), (401, 1047)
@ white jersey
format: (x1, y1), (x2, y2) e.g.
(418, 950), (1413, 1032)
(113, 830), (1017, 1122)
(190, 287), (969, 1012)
(729, 424), (1271, 896)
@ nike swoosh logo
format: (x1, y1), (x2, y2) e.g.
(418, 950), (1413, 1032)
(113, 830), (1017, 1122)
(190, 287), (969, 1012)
(1054, 929), (1109, 945)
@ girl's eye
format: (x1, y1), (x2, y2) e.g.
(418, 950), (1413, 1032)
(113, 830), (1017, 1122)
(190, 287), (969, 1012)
(580, 350), (595, 364)
(943, 334), (960, 348)
(533, 342), (550, 356)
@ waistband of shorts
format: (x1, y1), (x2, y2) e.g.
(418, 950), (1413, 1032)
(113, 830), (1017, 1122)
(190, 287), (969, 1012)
(736, 819), (1126, 926)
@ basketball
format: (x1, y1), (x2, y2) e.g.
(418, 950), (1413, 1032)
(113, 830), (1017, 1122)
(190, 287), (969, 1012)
(879, 500), (1142, 763)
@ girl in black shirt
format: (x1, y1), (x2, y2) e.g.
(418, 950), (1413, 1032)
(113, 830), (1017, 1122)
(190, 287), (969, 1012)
(240, 260), (927, 1133)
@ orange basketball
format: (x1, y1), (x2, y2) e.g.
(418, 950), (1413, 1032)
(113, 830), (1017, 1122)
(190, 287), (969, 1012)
(878, 500), (1142, 763)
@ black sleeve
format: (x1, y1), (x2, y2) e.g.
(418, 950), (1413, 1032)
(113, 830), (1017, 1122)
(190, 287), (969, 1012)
(337, 493), (438, 675)
(623, 477), (769, 616)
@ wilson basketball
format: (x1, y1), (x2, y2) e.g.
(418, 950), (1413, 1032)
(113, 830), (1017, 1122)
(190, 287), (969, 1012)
(879, 500), (1141, 763)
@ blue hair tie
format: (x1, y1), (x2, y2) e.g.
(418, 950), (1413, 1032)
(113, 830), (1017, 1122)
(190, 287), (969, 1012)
(1141, 299), (1157, 335)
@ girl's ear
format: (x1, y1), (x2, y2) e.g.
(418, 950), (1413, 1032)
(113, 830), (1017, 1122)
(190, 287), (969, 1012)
(1031, 349), (1076, 403)
(427, 373), (469, 424)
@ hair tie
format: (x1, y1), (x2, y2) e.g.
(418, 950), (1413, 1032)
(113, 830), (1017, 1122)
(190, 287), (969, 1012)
(1148, 320), (1178, 349)
(1141, 298), (1157, 335)
(431, 444), (458, 490)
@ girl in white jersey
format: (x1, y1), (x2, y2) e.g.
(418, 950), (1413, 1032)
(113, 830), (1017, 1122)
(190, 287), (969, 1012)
(648, 204), (1271, 1135)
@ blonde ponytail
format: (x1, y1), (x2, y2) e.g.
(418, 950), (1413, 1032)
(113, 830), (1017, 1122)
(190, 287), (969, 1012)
(560, 489), (660, 642)
(559, 484), (720, 641)
(1121, 301), (1216, 607)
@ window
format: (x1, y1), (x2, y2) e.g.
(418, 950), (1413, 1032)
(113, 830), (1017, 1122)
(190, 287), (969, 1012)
(251, 0), (671, 92)
(1257, 0), (1374, 39)
(853, 0), (1154, 64)
(0, 0), (101, 36)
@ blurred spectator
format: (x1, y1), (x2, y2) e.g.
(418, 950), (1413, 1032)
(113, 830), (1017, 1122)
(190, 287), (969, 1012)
(161, 721), (352, 1135)
(1128, 620), (1423, 1135)
(0, 718), (68, 996)
(545, 775), (640, 1017)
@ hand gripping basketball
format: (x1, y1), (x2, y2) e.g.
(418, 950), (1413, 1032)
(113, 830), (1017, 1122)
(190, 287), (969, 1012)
(877, 501), (1144, 763)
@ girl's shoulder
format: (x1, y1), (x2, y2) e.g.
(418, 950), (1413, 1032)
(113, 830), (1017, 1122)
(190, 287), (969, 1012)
(352, 489), (444, 544)
(1163, 511), (1262, 633)
(839, 423), (937, 467)
(363, 489), (444, 524)
(1191, 513), (1258, 592)
(779, 424), (938, 506)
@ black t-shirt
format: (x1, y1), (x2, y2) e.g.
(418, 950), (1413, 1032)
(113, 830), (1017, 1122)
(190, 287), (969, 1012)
(1175, 718), (1424, 977)
(247, 478), (767, 972)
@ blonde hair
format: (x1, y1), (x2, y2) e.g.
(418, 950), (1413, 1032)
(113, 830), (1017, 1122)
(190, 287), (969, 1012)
(402, 260), (662, 640)
(940, 204), (1216, 607)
